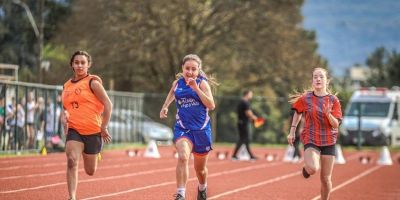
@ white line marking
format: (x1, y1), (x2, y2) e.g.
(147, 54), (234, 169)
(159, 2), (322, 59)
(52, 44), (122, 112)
(81, 162), (283, 200)
(0, 160), (229, 194)
(0, 159), (174, 180)
(208, 171), (301, 199)
(0, 166), (175, 194)
(0, 162), (66, 171)
(310, 165), (382, 200)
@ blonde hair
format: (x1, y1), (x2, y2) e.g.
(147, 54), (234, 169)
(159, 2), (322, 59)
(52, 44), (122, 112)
(288, 67), (336, 103)
(176, 54), (218, 87)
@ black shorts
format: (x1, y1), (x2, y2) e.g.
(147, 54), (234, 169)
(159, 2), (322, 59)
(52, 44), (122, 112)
(304, 143), (336, 156)
(66, 129), (102, 154)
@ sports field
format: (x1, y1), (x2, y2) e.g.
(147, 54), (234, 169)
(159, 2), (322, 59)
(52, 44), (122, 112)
(0, 146), (399, 200)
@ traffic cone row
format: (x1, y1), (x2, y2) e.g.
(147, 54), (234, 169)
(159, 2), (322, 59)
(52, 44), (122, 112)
(121, 142), (398, 167)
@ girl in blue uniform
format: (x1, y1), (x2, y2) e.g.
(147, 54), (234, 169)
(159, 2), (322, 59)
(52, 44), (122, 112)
(160, 54), (216, 200)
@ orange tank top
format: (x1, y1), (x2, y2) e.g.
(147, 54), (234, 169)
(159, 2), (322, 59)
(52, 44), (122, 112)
(62, 75), (104, 135)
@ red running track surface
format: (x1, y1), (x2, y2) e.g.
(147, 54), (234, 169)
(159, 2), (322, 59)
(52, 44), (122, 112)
(0, 146), (399, 200)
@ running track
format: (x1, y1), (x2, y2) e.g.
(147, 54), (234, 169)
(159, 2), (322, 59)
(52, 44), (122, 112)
(0, 146), (399, 200)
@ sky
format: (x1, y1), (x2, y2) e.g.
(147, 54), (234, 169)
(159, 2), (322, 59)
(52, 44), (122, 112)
(301, 0), (400, 77)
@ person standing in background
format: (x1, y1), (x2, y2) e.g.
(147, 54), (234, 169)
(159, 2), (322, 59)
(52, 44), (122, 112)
(25, 92), (36, 149)
(232, 90), (258, 160)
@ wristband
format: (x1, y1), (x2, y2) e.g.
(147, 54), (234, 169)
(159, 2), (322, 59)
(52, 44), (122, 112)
(291, 125), (296, 127)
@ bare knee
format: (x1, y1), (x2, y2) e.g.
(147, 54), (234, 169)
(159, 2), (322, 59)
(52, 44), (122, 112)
(178, 153), (190, 165)
(195, 165), (207, 176)
(67, 156), (79, 170)
(320, 175), (332, 185)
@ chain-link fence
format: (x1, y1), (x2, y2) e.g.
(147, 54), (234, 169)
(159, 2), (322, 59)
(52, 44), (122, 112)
(0, 80), (293, 154)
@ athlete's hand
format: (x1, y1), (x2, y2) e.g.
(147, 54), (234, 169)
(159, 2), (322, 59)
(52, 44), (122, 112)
(323, 102), (333, 117)
(186, 78), (198, 90)
(287, 133), (295, 146)
(160, 107), (168, 119)
(101, 128), (112, 143)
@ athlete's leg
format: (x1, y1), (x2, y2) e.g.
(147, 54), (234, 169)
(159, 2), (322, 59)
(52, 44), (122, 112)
(194, 153), (209, 200)
(320, 155), (335, 200)
(303, 147), (320, 175)
(66, 140), (84, 200)
(82, 153), (98, 176)
(175, 138), (192, 196)
(194, 153), (209, 185)
(81, 134), (102, 176)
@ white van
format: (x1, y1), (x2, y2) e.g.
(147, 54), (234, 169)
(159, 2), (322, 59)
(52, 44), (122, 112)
(340, 87), (400, 146)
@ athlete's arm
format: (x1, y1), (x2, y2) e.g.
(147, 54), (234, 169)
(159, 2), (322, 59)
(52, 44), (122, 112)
(288, 112), (302, 145)
(191, 79), (215, 110)
(160, 80), (178, 119)
(91, 80), (113, 143)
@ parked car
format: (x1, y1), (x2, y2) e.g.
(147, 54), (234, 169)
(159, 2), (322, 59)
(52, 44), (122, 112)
(340, 87), (400, 146)
(109, 109), (173, 145)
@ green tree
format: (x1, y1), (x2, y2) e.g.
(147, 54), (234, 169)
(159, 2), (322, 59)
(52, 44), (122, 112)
(366, 47), (400, 87)
(0, 0), (72, 82)
(53, 0), (326, 94)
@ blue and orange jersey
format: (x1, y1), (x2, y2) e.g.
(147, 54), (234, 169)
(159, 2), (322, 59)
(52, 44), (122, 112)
(62, 75), (104, 135)
(292, 92), (342, 146)
(174, 76), (211, 131)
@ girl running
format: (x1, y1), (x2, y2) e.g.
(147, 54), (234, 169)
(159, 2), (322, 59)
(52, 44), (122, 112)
(160, 54), (216, 200)
(287, 67), (342, 200)
(62, 50), (112, 200)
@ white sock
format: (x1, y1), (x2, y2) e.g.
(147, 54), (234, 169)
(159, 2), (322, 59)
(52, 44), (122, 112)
(198, 183), (207, 191)
(177, 187), (186, 196)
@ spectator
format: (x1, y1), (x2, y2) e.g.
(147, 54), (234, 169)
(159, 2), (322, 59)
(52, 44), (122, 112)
(232, 90), (258, 160)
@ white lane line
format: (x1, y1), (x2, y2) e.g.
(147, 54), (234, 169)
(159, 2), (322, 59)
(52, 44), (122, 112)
(310, 165), (382, 200)
(0, 166), (175, 194)
(0, 162), (66, 171)
(208, 171), (300, 199)
(0, 160), (230, 194)
(0, 159), (175, 180)
(0, 156), (169, 171)
(207, 151), (365, 199)
(81, 162), (284, 200)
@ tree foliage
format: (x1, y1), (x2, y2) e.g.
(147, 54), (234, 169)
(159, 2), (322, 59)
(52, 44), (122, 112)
(53, 0), (326, 96)
(0, 0), (72, 82)
(366, 47), (400, 87)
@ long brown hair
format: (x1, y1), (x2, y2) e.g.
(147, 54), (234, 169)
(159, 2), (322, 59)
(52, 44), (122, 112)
(175, 54), (218, 87)
(288, 67), (336, 104)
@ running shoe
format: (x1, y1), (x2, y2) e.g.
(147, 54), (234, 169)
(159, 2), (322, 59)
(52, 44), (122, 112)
(197, 188), (207, 200)
(302, 167), (310, 179)
(173, 193), (185, 200)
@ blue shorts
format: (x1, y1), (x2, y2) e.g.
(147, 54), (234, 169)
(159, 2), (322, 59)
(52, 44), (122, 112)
(174, 126), (213, 155)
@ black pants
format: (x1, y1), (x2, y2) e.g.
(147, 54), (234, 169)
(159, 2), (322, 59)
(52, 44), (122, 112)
(293, 136), (301, 158)
(232, 122), (255, 158)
